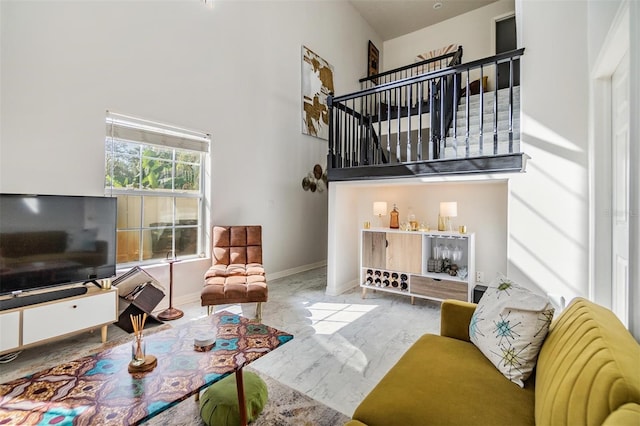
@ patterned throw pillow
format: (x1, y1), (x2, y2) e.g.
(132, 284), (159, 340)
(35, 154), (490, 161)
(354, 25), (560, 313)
(469, 274), (554, 387)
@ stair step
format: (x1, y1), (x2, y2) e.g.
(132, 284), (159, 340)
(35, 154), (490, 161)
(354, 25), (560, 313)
(460, 86), (520, 101)
(459, 97), (520, 110)
(459, 88), (520, 107)
(443, 140), (521, 159)
(453, 121), (520, 134)
(443, 131), (521, 146)
(455, 109), (520, 122)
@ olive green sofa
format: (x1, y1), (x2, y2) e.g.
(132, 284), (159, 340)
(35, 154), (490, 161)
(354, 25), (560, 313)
(346, 297), (640, 426)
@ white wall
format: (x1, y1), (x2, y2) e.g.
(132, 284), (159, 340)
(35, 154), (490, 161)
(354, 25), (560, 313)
(326, 177), (509, 296)
(383, 0), (515, 89)
(0, 1), (381, 300)
(509, 0), (590, 304)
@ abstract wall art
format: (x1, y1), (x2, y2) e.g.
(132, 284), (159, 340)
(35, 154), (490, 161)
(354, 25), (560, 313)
(301, 46), (334, 140)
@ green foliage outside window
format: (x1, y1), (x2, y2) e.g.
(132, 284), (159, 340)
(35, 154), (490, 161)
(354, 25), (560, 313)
(105, 141), (200, 192)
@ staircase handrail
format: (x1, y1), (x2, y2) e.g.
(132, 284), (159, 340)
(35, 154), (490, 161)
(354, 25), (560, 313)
(359, 46), (462, 85)
(334, 48), (525, 104)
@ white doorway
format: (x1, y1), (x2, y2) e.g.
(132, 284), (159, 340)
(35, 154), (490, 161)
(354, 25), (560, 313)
(611, 52), (630, 327)
(590, 3), (631, 327)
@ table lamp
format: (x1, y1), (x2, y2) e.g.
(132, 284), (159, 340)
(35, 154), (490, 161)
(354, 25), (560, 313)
(439, 201), (457, 231)
(373, 201), (387, 227)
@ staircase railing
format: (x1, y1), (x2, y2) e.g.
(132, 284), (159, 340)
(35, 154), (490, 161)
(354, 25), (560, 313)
(327, 48), (525, 173)
(359, 47), (462, 91)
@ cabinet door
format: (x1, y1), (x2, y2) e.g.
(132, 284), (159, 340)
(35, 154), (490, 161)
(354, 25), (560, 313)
(386, 233), (422, 274)
(0, 311), (20, 352)
(23, 290), (116, 345)
(362, 231), (386, 269)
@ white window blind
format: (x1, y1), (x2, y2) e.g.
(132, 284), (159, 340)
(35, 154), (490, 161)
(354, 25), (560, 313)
(106, 111), (210, 153)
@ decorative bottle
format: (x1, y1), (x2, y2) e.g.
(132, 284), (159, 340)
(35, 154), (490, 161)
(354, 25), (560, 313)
(131, 333), (146, 366)
(407, 207), (417, 231)
(389, 204), (400, 229)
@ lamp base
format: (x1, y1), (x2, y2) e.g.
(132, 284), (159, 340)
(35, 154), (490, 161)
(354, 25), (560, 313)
(438, 215), (454, 232)
(157, 307), (184, 321)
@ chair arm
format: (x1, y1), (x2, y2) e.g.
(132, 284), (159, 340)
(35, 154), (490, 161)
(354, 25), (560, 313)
(440, 299), (477, 342)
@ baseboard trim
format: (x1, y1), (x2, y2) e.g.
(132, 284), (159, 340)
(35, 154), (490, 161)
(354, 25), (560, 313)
(167, 261), (328, 310)
(326, 278), (358, 296)
(267, 260), (327, 281)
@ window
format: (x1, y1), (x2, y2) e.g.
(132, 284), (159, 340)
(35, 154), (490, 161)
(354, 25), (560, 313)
(105, 111), (210, 266)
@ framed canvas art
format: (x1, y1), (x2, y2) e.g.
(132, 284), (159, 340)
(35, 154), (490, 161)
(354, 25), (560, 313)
(301, 46), (334, 140)
(368, 40), (379, 83)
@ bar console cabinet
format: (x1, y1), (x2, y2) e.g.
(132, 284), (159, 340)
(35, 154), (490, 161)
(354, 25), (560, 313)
(360, 228), (475, 303)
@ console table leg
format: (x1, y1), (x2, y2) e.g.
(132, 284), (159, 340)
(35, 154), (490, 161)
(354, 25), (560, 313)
(235, 369), (248, 426)
(361, 287), (367, 299)
(101, 325), (108, 343)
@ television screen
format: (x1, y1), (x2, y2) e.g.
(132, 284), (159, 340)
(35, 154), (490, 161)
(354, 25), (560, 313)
(0, 194), (117, 295)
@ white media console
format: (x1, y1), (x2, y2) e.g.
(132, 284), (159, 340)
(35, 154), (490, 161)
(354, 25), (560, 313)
(0, 285), (117, 355)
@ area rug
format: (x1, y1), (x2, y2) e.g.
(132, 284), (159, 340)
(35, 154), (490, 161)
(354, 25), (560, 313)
(0, 318), (350, 426)
(147, 366), (350, 426)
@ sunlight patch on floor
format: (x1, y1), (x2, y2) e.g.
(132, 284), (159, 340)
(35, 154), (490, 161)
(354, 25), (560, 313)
(304, 302), (377, 335)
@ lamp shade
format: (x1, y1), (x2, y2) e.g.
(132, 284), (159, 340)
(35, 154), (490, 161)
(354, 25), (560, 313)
(439, 202), (458, 217)
(373, 201), (387, 217)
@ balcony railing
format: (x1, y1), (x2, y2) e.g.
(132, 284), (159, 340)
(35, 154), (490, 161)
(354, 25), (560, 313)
(327, 48), (526, 181)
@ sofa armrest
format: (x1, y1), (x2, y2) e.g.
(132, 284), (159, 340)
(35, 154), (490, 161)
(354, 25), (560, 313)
(345, 421), (368, 426)
(440, 299), (477, 342)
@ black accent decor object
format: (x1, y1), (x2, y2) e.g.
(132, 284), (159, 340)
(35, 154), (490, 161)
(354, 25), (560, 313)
(473, 285), (488, 303)
(0, 286), (87, 311)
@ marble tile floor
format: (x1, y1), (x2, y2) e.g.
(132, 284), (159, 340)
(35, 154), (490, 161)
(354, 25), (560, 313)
(0, 267), (442, 418)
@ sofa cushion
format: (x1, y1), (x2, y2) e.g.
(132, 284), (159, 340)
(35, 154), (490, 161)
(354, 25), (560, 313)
(351, 334), (535, 426)
(535, 298), (640, 426)
(469, 274), (554, 387)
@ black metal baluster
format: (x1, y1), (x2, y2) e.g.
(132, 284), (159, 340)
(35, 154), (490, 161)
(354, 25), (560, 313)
(465, 70), (470, 158)
(417, 81), (423, 161)
(407, 83), (412, 162)
(377, 92), (382, 164)
(328, 95), (334, 169)
(387, 89), (392, 162)
(509, 58), (514, 153)
(429, 80), (436, 160)
(352, 98), (356, 166)
(452, 73), (458, 158)
(440, 76), (445, 159)
(396, 87), (401, 162)
(335, 105), (340, 168)
(493, 61), (498, 155)
(479, 65), (484, 156)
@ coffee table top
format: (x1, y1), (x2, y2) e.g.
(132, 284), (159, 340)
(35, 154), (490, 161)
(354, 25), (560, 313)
(0, 311), (293, 425)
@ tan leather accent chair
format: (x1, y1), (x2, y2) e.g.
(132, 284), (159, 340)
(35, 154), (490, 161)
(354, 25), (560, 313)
(201, 226), (267, 321)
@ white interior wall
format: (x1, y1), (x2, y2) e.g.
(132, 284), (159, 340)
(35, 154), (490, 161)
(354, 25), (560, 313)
(0, 0), (380, 301)
(511, 0), (590, 303)
(326, 177), (509, 296)
(382, 0), (515, 90)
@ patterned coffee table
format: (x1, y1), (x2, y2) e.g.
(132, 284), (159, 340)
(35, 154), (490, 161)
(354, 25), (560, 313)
(0, 311), (293, 425)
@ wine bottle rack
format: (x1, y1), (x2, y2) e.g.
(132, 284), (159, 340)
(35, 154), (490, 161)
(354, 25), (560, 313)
(360, 228), (475, 304)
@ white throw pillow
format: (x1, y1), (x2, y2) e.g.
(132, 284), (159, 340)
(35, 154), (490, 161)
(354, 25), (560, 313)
(469, 274), (554, 387)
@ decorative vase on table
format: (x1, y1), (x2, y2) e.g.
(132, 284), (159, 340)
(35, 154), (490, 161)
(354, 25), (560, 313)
(389, 204), (400, 229)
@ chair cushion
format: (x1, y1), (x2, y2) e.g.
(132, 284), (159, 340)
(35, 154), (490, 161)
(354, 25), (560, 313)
(199, 371), (267, 426)
(202, 275), (267, 305)
(211, 226), (263, 266)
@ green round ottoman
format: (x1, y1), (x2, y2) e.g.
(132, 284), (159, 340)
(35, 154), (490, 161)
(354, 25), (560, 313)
(199, 371), (268, 426)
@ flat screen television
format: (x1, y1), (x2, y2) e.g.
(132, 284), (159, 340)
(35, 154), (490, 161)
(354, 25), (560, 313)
(0, 194), (117, 296)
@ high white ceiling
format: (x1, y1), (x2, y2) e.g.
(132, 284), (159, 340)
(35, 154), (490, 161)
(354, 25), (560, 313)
(349, 0), (499, 41)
